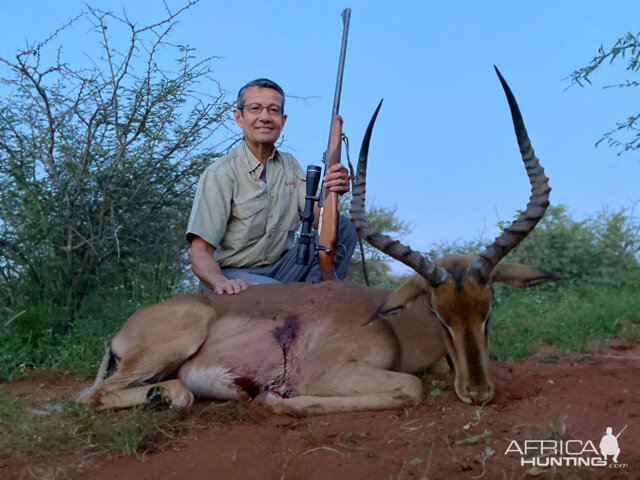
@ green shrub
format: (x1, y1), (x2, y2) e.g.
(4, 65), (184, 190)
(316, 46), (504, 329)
(501, 205), (639, 278)
(490, 270), (640, 359)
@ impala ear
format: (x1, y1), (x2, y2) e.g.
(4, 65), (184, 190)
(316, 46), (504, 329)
(492, 263), (567, 288)
(364, 275), (430, 325)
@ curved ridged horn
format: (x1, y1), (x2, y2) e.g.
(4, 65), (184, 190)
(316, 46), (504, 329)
(468, 67), (551, 284)
(350, 100), (448, 287)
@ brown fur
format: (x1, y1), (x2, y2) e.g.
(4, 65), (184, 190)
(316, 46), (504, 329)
(78, 255), (561, 414)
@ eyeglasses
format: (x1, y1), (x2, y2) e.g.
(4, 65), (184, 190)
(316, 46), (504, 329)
(238, 103), (284, 116)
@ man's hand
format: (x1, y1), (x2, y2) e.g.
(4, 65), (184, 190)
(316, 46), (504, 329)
(190, 236), (251, 295)
(323, 163), (351, 194)
(211, 277), (249, 295)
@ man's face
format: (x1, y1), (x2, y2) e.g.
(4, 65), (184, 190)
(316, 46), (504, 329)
(234, 86), (287, 150)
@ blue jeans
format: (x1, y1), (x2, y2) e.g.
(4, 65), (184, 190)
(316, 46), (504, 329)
(199, 215), (357, 292)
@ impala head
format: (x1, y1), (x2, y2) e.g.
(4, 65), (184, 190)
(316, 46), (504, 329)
(351, 67), (562, 404)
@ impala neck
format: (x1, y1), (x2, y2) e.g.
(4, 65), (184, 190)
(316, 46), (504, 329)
(383, 295), (448, 373)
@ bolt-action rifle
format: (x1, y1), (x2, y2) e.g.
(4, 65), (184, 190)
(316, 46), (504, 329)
(295, 8), (351, 281)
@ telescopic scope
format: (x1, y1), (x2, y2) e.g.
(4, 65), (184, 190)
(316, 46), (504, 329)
(296, 165), (322, 265)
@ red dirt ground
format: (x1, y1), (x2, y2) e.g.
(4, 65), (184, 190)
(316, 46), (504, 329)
(2, 345), (639, 480)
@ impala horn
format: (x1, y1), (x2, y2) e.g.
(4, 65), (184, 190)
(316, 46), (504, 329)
(350, 99), (449, 287)
(468, 66), (551, 284)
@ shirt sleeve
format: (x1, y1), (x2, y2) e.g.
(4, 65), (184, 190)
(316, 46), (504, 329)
(186, 164), (234, 249)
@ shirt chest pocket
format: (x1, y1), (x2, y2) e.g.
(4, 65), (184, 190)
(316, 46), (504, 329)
(276, 168), (305, 232)
(229, 199), (267, 242)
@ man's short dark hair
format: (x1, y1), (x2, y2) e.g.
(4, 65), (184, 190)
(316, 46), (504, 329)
(237, 78), (285, 111)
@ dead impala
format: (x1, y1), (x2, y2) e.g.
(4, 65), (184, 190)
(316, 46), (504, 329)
(79, 67), (562, 414)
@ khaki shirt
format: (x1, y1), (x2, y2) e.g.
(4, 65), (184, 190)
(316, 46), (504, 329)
(187, 141), (307, 268)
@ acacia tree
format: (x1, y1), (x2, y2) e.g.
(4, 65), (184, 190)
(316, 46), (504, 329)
(570, 32), (640, 155)
(0, 2), (231, 327)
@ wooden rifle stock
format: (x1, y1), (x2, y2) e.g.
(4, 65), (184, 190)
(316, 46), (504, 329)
(317, 115), (343, 281)
(316, 8), (350, 282)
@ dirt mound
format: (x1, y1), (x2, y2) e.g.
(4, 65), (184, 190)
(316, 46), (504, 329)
(3, 346), (639, 480)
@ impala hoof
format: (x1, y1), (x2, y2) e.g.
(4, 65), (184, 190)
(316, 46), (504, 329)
(149, 380), (194, 409)
(169, 389), (194, 409)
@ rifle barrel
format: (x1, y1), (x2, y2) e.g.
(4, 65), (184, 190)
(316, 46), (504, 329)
(327, 8), (351, 149)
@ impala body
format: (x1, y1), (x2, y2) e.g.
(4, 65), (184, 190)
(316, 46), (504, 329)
(79, 68), (561, 414)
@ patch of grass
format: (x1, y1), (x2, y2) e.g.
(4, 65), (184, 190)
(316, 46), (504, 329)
(616, 319), (640, 344)
(0, 387), (196, 470)
(0, 261), (191, 382)
(490, 270), (640, 361)
(456, 429), (492, 446)
(303, 430), (321, 448)
(1, 380), (262, 476)
(17, 465), (75, 480)
(0, 292), (132, 381)
(343, 431), (367, 441)
(195, 400), (252, 424)
(541, 352), (562, 363)
(0, 392), (84, 466)
(91, 407), (182, 456)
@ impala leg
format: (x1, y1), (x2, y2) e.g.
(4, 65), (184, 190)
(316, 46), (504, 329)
(88, 379), (194, 410)
(427, 356), (451, 374)
(78, 302), (212, 409)
(78, 342), (203, 409)
(78, 345), (204, 409)
(79, 366), (197, 409)
(260, 364), (423, 415)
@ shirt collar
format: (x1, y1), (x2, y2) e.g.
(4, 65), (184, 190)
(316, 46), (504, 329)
(241, 140), (280, 173)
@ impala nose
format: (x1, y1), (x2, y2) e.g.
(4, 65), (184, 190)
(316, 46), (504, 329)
(462, 383), (494, 404)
